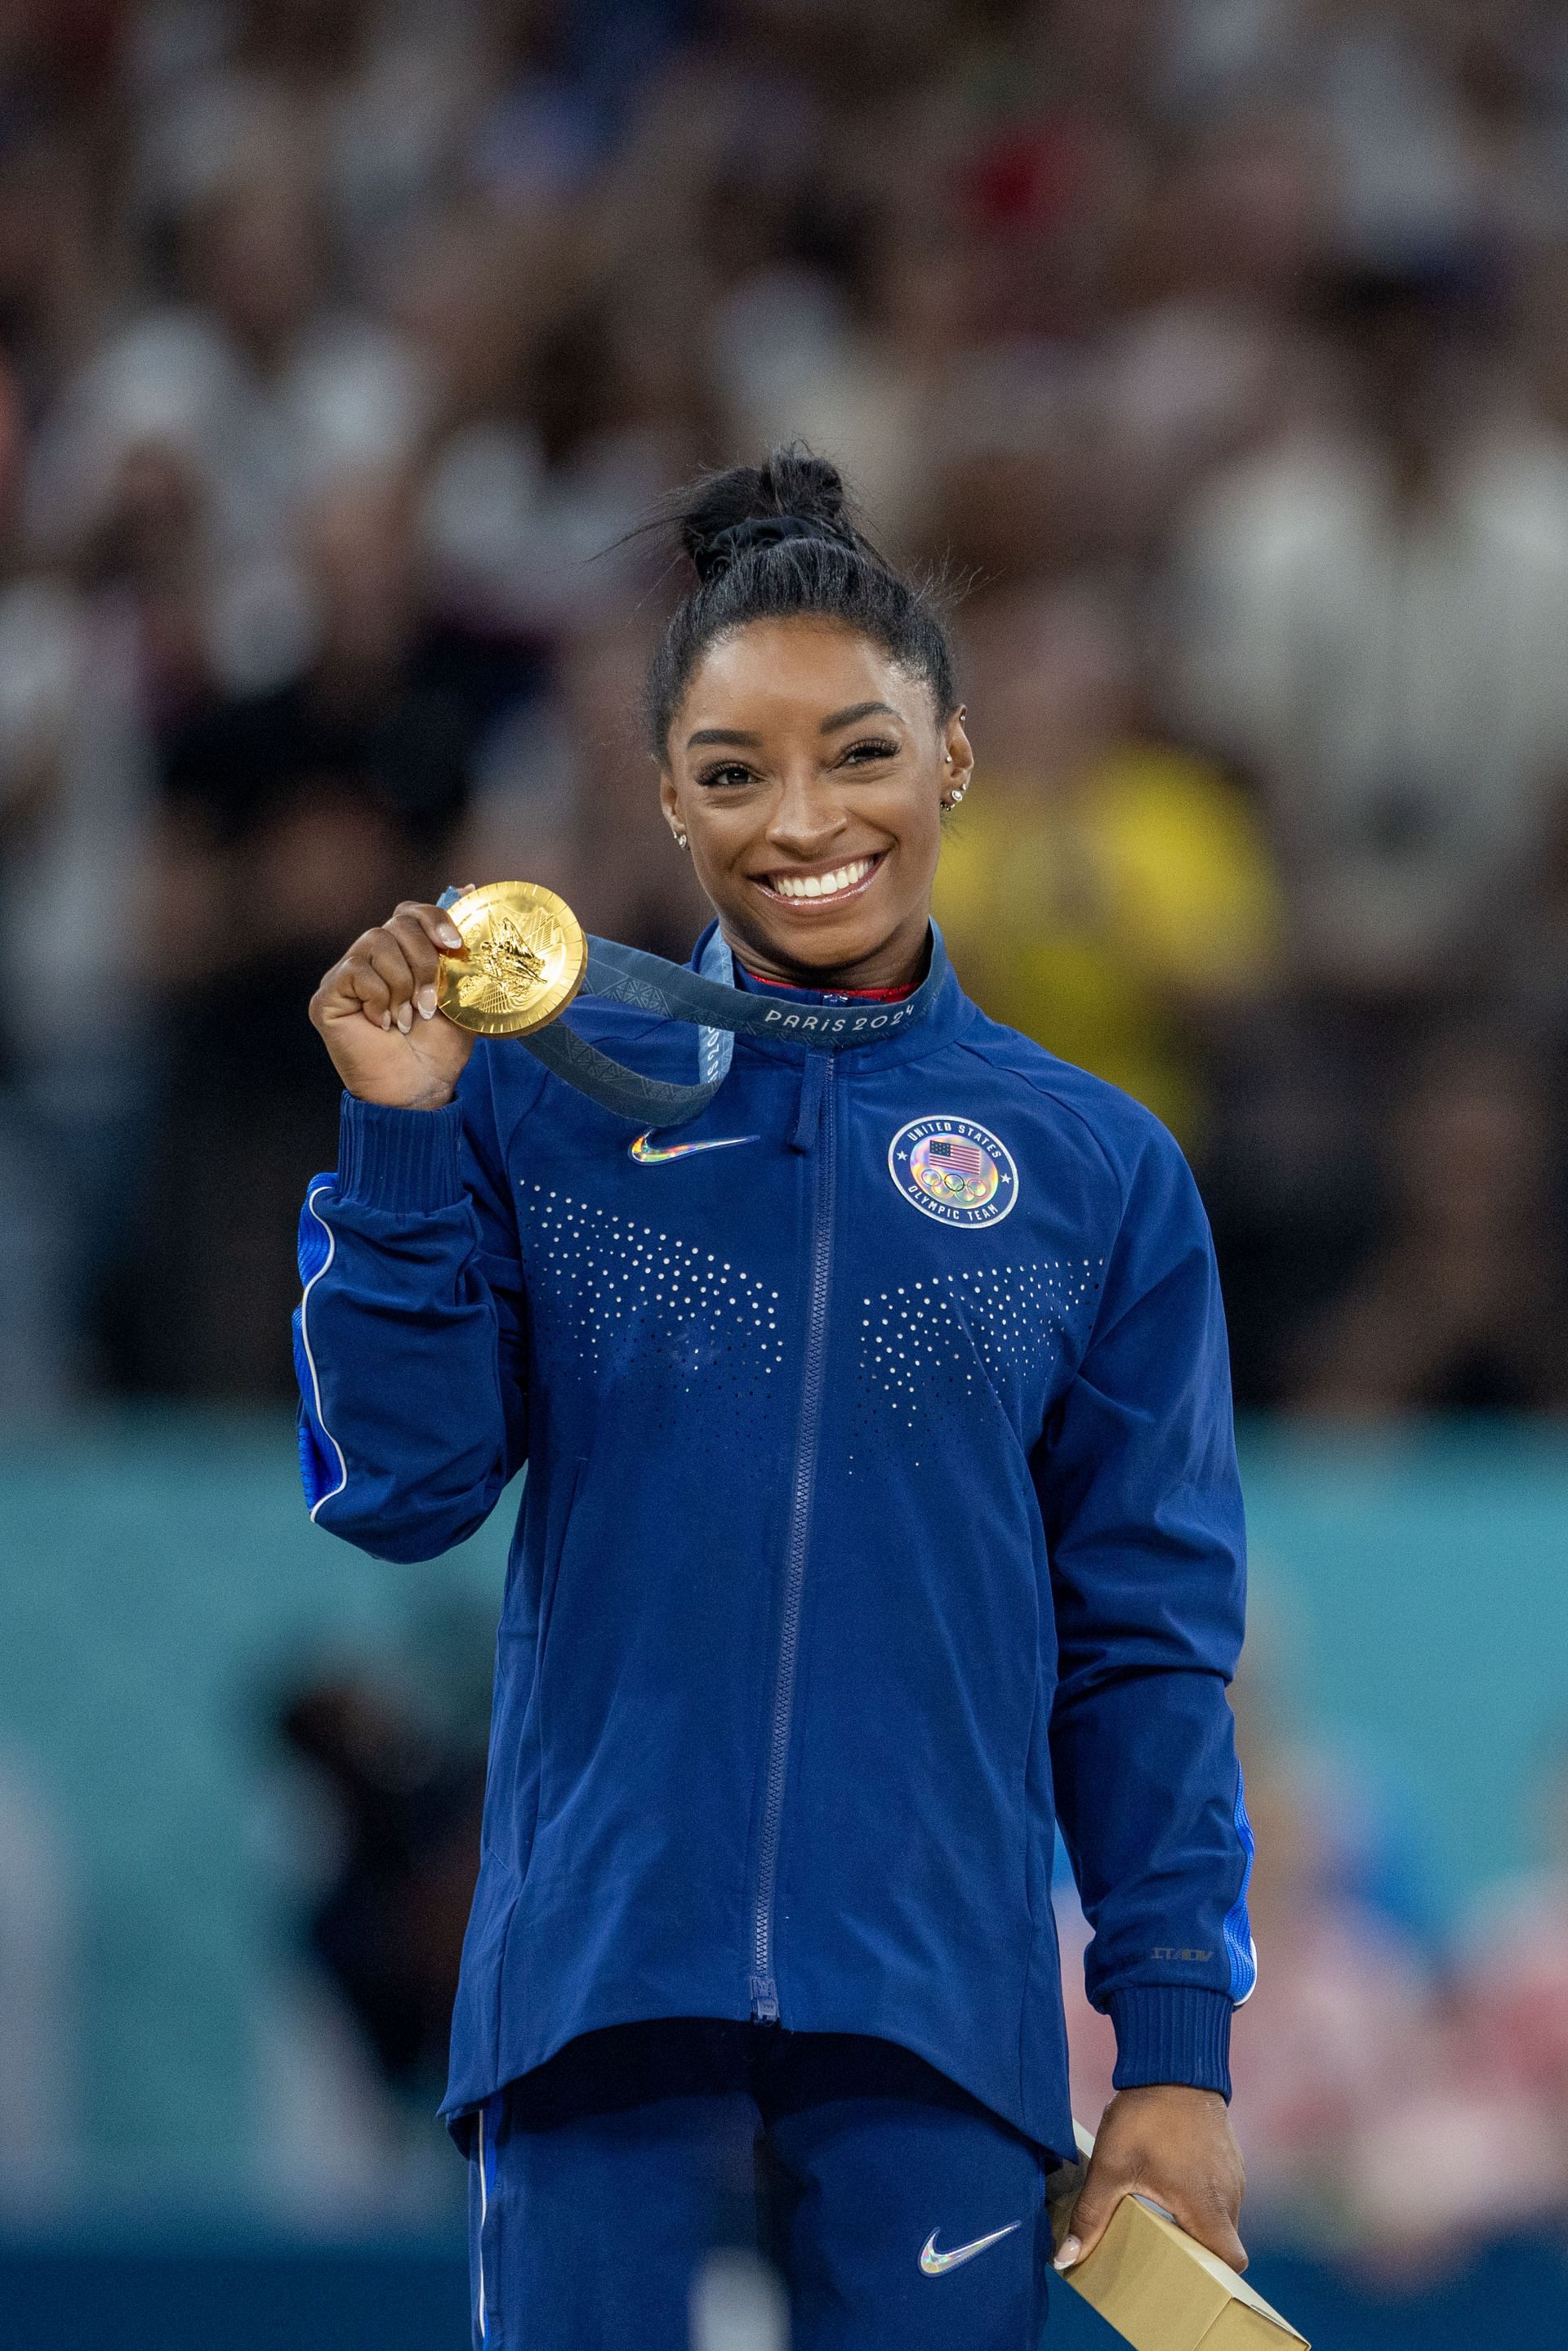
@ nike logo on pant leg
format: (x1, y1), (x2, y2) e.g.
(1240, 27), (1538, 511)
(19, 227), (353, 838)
(919, 2222), (1022, 2275)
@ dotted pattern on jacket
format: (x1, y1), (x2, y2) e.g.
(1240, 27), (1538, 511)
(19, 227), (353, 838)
(851, 1259), (1102, 1462)
(519, 1185), (786, 1442)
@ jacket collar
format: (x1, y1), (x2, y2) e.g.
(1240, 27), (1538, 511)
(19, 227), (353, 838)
(690, 920), (974, 1072)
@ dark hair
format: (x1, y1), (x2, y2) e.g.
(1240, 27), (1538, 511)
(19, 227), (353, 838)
(645, 445), (958, 755)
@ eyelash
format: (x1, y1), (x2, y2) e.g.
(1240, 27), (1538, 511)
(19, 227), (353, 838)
(694, 738), (900, 788)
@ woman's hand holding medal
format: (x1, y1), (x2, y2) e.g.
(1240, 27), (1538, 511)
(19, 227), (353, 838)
(310, 893), (479, 1112)
(312, 880), (589, 1112)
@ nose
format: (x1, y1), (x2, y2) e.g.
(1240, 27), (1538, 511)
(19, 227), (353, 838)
(764, 768), (849, 862)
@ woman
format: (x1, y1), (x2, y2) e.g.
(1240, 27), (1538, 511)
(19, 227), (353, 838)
(296, 450), (1253, 2349)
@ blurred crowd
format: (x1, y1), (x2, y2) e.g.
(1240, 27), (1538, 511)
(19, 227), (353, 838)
(3, 2), (1568, 1408)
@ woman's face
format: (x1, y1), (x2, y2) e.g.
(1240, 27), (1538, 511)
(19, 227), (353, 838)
(659, 617), (972, 989)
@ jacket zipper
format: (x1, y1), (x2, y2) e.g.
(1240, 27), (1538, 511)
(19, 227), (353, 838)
(751, 1054), (835, 2021)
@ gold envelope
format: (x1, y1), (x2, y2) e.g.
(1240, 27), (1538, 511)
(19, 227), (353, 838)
(1048, 2122), (1309, 2351)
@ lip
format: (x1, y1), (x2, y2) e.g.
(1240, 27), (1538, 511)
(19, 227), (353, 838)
(749, 851), (886, 911)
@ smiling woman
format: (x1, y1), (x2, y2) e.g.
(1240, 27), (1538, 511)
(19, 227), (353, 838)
(297, 444), (1255, 2351)
(651, 449), (971, 993)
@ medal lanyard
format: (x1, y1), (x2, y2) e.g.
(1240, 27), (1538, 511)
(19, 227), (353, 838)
(438, 890), (948, 1128)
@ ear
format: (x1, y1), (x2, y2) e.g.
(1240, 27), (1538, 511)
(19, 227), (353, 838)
(942, 707), (973, 803)
(658, 768), (684, 841)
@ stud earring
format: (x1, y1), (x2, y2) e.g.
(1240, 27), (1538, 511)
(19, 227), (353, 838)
(673, 830), (688, 851)
(942, 781), (969, 810)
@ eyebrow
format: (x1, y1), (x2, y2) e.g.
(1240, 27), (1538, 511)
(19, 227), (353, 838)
(684, 700), (902, 752)
(820, 700), (899, 733)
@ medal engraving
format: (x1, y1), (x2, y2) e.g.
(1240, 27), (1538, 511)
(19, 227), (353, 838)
(437, 881), (588, 1037)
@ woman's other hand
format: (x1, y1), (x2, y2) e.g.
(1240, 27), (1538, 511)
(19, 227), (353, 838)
(310, 893), (479, 1110)
(1055, 2084), (1246, 2275)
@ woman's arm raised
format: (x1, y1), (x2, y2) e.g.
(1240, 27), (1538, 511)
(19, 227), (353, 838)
(294, 903), (537, 1562)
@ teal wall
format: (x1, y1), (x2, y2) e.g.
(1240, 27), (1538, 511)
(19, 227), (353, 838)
(1240, 1422), (1568, 1912)
(0, 1416), (510, 2188)
(1, 1416), (1565, 2188)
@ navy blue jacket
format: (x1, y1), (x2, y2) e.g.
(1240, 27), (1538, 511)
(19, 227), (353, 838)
(293, 930), (1254, 2157)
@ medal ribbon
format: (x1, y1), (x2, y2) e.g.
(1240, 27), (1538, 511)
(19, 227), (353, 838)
(438, 892), (949, 1127)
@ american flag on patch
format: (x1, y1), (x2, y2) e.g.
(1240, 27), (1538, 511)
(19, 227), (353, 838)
(926, 1138), (986, 1178)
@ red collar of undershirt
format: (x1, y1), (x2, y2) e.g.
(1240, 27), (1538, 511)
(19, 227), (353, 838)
(737, 964), (917, 1005)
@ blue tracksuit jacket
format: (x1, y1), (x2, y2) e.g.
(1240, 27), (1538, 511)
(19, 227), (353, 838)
(293, 928), (1254, 2159)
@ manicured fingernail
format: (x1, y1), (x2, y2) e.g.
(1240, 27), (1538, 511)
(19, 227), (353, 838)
(1054, 2237), (1080, 2272)
(396, 1002), (413, 1033)
(381, 1010), (392, 1031)
(417, 985), (437, 1019)
(438, 923), (462, 950)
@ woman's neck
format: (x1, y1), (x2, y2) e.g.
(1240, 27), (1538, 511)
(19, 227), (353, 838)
(718, 913), (931, 997)
(737, 964), (916, 1002)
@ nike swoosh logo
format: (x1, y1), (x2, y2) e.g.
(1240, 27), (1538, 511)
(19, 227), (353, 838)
(919, 2223), (1022, 2277)
(628, 1131), (760, 1164)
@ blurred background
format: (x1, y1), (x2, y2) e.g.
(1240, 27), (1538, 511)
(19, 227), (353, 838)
(1, 0), (1567, 2344)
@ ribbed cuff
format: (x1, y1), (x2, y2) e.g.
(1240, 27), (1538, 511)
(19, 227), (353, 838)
(1107, 1987), (1232, 2099)
(336, 1094), (465, 1211)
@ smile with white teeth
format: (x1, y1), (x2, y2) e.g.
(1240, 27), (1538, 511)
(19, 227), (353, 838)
(762, 854), (881, 904)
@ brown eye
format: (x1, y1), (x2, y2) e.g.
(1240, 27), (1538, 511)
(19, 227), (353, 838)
(842, 738), (899, 764)
(697, 761), (758, 788)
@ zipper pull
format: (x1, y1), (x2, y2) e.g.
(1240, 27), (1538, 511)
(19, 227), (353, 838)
(789, 1053), (829, 1153)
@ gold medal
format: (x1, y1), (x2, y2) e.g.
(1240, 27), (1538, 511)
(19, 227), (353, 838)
(436, 881), (588, 1037)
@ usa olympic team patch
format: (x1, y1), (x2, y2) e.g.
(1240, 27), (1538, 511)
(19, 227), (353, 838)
(889, 1117), (1018, 1229)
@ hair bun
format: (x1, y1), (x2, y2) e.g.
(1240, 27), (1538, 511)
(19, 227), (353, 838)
(644, 442), (956, 751)
(679, 444), (855, 584)
(698, 512), (819, 582)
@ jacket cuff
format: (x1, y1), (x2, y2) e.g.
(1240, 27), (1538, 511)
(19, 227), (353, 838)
(1107, 1986), (1232, 2099)
(336, 1095), (465, 1211)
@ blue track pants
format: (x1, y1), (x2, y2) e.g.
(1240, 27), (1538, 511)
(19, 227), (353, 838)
(461, 2019), (1053, 2349)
